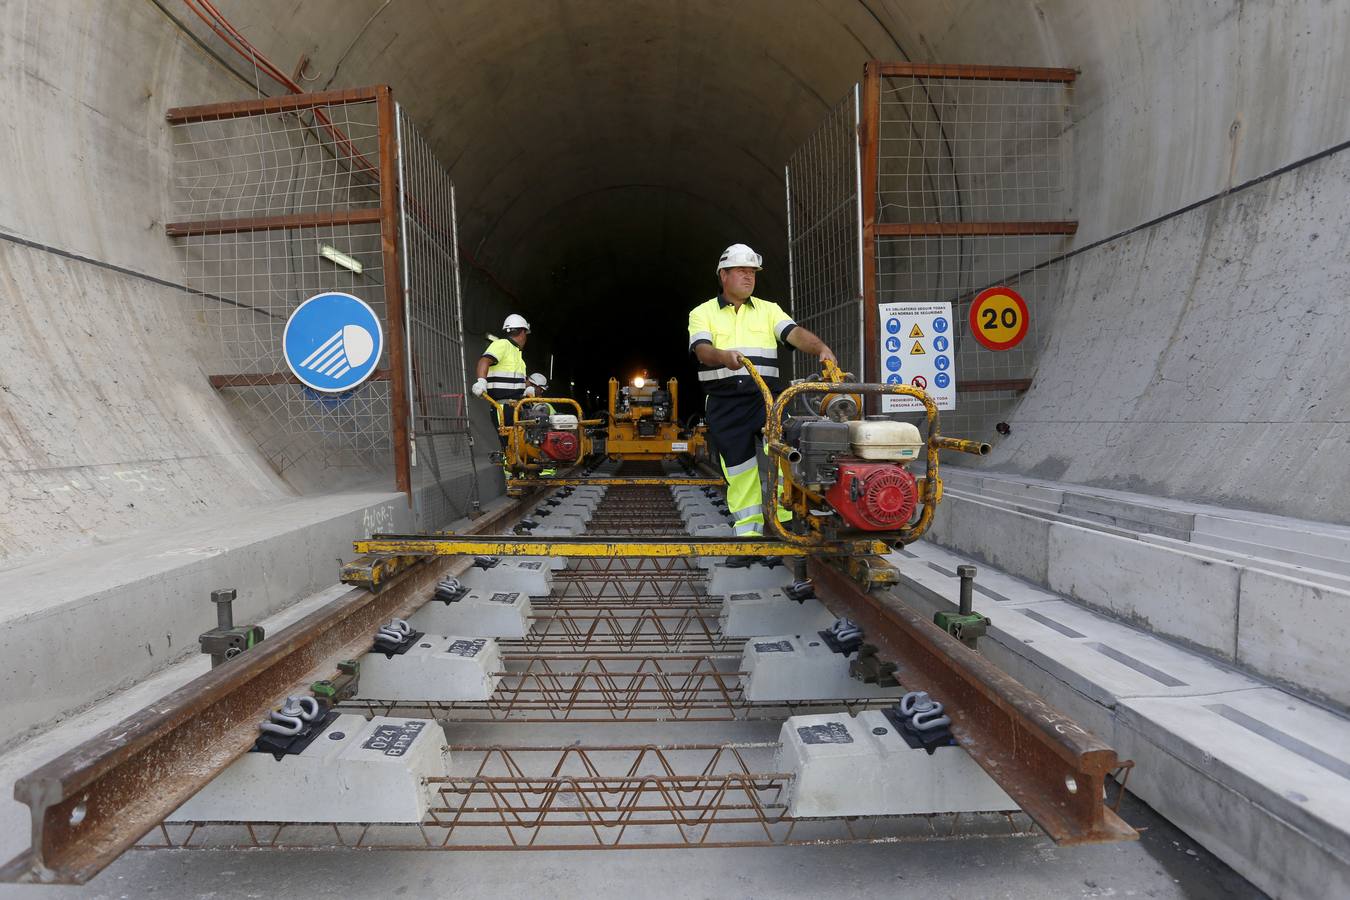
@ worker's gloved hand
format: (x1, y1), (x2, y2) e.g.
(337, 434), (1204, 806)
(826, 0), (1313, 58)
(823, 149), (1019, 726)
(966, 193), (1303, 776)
(471, 378), (488, 397)
(523, 386), (536, 398)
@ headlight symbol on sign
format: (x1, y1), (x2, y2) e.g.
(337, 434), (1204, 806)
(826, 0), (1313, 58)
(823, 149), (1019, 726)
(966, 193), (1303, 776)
(283, 292), (384, 393)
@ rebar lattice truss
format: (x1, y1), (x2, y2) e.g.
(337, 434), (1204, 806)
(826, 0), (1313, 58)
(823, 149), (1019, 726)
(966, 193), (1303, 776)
(342, 655), (891, 722)
(142, 744), (1036, 850)
(516, 606), (740, 653)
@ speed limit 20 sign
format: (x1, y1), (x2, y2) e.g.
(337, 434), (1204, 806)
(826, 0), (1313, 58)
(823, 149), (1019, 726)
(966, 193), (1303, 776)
(969, 286), (1029, 351)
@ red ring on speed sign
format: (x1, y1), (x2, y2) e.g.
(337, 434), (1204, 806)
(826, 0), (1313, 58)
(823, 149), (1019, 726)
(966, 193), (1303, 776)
(969, 286), (1030, 351)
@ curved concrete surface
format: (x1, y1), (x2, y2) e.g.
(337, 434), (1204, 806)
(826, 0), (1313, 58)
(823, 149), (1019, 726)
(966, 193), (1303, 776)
(3, 1), (1348, 567)
(1, 3), (1348, 892)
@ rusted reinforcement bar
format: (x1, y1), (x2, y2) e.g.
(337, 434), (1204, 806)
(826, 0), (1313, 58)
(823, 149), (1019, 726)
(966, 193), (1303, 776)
(956, 379), (1033, 394)
(876, 63), (1078, 83)
(873, 221), (1078, 237)
(0, 497), (533, 885)
(165, 208), (381, 237)
(164, 86), (381, 123)
(808, 559), (1136, 846)
(209, 369), (392, 389)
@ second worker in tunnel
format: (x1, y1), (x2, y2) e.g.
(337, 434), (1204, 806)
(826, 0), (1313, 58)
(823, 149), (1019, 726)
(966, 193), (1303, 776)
(688, 244), (836, 543)
(472, 313), (532, 465)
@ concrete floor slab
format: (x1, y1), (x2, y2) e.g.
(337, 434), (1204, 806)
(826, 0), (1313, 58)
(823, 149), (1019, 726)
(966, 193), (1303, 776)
(0, 491), (410, 742)
(899, 535), (1350, 900)
(0, 581), (356, 865)
(1116, 689), (1350, 900)
(0, 793), (1262, 899)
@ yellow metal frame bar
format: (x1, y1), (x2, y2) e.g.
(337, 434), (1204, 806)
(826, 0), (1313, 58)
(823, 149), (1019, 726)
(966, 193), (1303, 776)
(353, 536), (890, 558)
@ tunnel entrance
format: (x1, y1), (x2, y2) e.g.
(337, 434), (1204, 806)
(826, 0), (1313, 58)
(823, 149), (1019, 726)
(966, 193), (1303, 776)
(166, 60), (1074, 529)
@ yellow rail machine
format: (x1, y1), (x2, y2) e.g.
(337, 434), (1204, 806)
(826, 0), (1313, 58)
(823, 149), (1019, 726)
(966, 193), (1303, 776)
(602, 375), (707, 462)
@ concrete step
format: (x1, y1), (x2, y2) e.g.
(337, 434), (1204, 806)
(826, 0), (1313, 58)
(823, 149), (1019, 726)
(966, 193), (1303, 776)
(943, 486), (1143, 539)
(926, 491), (1350, 709)
(952, 476), (1065, 514)
(890, 540), (1350, 900)
(0, 580), (358, 867)
(0, 490), (418, 745)
(1188, 527), (1350, 579)
(1117, 690), (1350, 900)
(1193, 512), (1350, 560)
(1057, 492), (1196, 540)
(942, 471), (1350, 595)
(1139, 532), (1350, 593)
(949, 469), (1350, 572)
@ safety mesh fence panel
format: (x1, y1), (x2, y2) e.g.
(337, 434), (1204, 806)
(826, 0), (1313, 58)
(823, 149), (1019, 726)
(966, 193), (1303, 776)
(785, 87), (863, 381)
(876, 75), (1073, 439)
(170, 99), (393, 480)
(396, 105), (480, 530)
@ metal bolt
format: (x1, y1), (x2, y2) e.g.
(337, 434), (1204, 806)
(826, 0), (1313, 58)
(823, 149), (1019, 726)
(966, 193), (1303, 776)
(956, 565), (977, 616)
(210, 588), (237, 629)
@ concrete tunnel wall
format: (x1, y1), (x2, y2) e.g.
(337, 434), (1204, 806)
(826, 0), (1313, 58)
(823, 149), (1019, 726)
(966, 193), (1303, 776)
(2, 0), (1349, 570)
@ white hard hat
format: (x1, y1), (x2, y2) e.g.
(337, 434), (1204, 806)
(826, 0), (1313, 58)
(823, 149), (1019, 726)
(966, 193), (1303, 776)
(528, 372), (548, 388)
(502, 313), (531, 333)
(716, 243), (763, 274)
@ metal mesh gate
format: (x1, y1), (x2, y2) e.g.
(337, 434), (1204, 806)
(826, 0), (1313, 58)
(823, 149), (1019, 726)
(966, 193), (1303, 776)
(785, 86), (863, 381)
(396, 106), (479, 527)
(871, 68), (1075, 437)
(785, 63), (1076, 441)
(169, 91), (393, 475)
(168, 87), (476, 529)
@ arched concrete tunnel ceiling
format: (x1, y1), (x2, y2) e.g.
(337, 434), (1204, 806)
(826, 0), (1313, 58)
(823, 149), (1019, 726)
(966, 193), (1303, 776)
(206, 0), (929, 389)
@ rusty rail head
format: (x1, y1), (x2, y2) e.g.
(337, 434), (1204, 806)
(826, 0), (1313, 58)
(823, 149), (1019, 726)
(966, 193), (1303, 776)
(807, 558), (1137, 846)
(0, 495), (534, 884)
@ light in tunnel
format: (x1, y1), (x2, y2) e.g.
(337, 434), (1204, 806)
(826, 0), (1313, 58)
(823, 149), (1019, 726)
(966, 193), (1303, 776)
(319, 244), (363, 275)
(633, 375), (645, 388)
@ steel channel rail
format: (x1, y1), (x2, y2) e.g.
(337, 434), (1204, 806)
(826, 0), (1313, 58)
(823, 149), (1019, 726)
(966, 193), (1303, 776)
(807, 558), (1136, 845)
(0, 496), (537, 884)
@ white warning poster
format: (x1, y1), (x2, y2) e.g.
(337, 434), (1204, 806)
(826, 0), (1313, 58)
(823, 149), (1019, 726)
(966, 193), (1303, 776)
(878, 302), (956, 412)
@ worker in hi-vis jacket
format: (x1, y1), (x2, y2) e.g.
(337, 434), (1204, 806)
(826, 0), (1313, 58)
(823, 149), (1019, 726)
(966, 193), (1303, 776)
(472, 313), (531, 456)
(687, 244), (836, 547)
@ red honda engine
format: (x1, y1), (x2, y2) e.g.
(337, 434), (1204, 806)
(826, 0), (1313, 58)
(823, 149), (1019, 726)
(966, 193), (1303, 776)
(823, 460), (919, 531)
(541, 431), (579, 462)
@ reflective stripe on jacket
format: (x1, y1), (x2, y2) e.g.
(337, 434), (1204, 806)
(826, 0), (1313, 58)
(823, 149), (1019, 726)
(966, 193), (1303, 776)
(687, 295), (796, 395)
(482, 337), (527, 399)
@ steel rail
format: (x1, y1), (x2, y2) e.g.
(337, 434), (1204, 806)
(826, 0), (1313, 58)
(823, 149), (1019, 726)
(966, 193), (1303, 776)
(5, 461), (1135, 881)
(0, 496), (536, 884)
(807, 559), (1137, 845)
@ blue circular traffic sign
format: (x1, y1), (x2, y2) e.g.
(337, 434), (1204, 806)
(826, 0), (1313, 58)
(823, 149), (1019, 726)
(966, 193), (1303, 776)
(932, 317), (949, 334)
(885, 317), (901, 334)
(935, 354), (951, 371)
(885, 355), (901, 372)
(283, 292), (384, 393)
(934, 372), (951, 389)
(885, 336), (901, 353)
(886, 374), (903, 384)
(933, 335), (950, 352)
